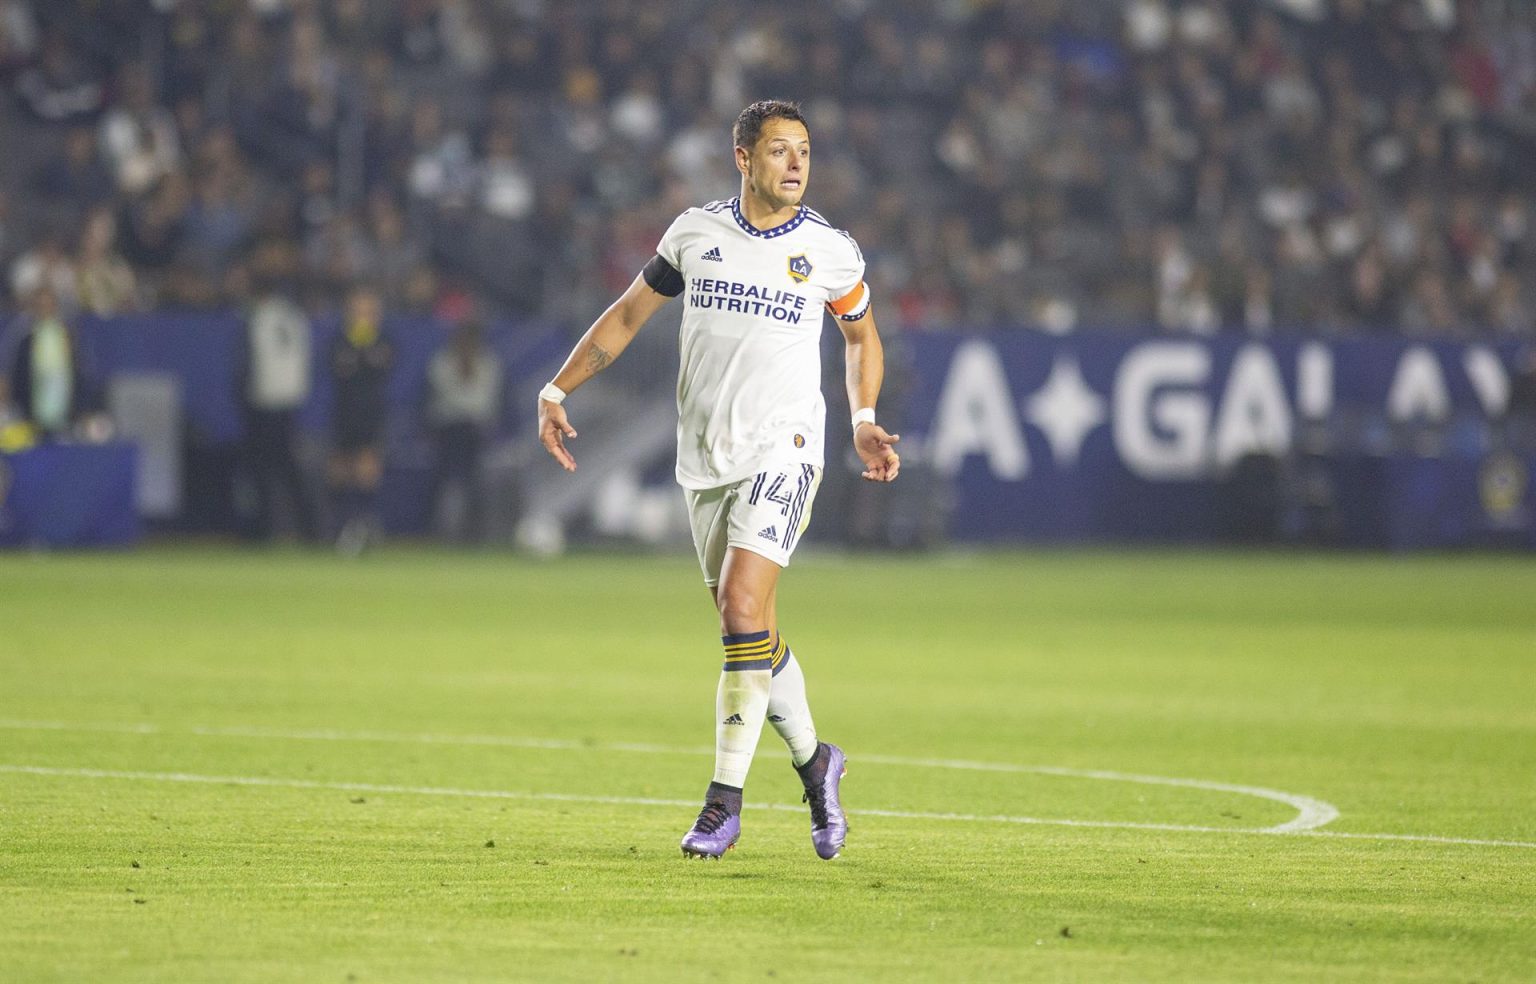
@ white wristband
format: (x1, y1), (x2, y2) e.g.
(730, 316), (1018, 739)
(539, 382), (567, 406)
(851, 407), (876, 431)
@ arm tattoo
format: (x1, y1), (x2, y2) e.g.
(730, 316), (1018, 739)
(586, 343), (614, 374)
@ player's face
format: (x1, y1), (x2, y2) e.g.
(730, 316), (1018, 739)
(741, 118), (810, 210)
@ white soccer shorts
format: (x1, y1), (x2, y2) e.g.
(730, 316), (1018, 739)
(685, 463), (823, 586)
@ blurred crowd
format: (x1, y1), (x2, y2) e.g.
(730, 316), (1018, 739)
(1, 0), (1535, 337)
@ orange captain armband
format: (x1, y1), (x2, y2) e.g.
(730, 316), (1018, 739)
(826, 282), (871, 321)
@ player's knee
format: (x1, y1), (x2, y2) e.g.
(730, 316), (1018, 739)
(716, 582), (766, 633)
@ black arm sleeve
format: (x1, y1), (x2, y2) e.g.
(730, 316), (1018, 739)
(641, 254), (685, 297)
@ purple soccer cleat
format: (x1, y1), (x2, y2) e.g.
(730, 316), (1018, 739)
(799, 742), (848, 860)
(680, 801), (740, 859)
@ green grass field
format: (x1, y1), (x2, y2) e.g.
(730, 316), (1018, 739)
(2, 546), (1534, 983)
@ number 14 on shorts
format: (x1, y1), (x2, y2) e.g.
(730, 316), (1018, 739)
(745, 464), (820, 554)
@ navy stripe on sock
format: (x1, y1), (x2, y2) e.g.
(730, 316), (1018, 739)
(722, 630), (772, 672)
(770, 640), (793, 677)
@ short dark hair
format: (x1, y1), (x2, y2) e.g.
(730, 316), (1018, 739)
(732, 99), (808, 150)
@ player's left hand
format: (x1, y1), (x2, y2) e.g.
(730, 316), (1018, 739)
(854, 423), (900, 482)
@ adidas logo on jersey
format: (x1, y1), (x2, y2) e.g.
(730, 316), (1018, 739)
(701, 246), (723, 262)
(757, 526), (778, 541)
(722, 713), (745, 725)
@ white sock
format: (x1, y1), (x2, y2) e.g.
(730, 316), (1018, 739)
(767, 639), (819, 767)
(713, 631), (774, 787)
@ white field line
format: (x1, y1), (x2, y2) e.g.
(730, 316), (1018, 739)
(855, 754), (1339, 834)
(3, 764), (1534, 850)
(0, 717), (1334, 833)
(5, 719), (1529, 849)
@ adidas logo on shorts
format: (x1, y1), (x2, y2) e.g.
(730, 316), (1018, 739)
(701, 246), (723, 262)
(757, 526), (778, 541)
(722, 713), (745, 725)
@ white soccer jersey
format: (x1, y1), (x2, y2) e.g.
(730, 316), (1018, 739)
(656, 197), (869, 490)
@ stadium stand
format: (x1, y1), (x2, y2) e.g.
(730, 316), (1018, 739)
(0, 0), (1532, 337)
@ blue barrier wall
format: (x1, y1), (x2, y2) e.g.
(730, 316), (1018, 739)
(10, 312), (1533, 548)
(893, 332), (1532, 547)
(1, 310), (570, 542)
(0, 443), (140, 547)
(71, 310), (569, 446)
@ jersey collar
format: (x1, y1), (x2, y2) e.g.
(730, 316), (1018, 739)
(730, 197), (807, 239)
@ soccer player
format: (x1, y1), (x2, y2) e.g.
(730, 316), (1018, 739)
(536, 100), (900, 860)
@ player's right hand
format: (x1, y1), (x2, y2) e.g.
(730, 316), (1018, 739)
(538, 399), (578, 471)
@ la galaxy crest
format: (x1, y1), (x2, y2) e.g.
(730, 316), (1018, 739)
(1479, 452), (1528, 523)
(787, 254), (813, 284)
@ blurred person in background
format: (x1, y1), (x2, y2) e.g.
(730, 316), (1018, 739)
(117, 173), (190, 302)
(15, 31), (103, 124)
(0, 0), (38, 79)
(239, 262), (318, 544)
(6, 286), (94, 439)
(424, 316), (501, 543)
(361, 193), (426, 306)
(9, 230), (78, 314)
(30, 126), (115, 229)
(74, 207), (137, 317)
(329, 285), (393, 554)
(180, 130), (261, 287)
(98, 61), (182, 197)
